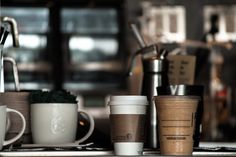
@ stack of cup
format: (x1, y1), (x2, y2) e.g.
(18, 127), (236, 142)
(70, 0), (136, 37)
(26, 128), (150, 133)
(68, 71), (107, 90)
(108, 95), (148, 156)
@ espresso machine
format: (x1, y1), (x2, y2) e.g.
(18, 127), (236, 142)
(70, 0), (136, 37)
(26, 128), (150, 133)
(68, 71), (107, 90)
(0, 16), (20, 92)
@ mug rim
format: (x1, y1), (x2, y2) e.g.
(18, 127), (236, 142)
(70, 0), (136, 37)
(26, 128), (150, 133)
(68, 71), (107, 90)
(31, 103), (78, 106)
(109, 95), (148, 106)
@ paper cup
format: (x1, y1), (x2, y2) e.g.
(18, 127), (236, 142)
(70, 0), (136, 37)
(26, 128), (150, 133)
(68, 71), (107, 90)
(154, 95), (199, 155)
(108, 95), (148, 155)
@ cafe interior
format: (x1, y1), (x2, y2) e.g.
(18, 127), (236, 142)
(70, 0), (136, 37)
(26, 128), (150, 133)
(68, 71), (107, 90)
(1, 0), (236, 156)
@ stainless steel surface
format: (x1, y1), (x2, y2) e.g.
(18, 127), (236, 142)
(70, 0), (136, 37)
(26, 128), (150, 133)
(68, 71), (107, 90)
(129, 22), (146, 48)
(3, 57), (20, 91)
(0, 16), (19, 93)
(126, 41), (169, 149)
(126, 45), (157, 76)
(0, 26), (9, 93)
(141, 44), (158, 60)
(0, 11), (51, 92)
(141, 56), (169, 149)
(143, 59), (166, 73)
(1, 17), (19, 47)
(0, 46), (4, 92)
(0, 27), (9, 45)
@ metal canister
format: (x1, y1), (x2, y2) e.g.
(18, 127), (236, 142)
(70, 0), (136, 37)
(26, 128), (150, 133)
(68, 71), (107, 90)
(141, 54), (169, 148)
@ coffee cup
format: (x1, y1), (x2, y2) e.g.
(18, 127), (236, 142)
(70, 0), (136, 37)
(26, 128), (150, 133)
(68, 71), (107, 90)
(154, 95), (199, 155)
(0, 105), (26, 150)
(108, 95), (148, 156)
(156, 84), (204, 147)
(30, 103), (94, 145)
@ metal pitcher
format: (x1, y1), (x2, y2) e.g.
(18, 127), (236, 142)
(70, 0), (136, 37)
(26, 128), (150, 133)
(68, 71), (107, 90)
(128, 22), (169, 148)
(127, 44), (169, 149)
(141, 48), (169, 148)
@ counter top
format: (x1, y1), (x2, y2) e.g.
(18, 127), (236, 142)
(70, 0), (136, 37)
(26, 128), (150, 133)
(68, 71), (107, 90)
(1, 142), (236, 157)
(1, 149), (236, 157)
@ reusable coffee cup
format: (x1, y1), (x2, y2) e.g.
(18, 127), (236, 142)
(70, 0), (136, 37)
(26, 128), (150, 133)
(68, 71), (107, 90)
(0, 105), (26, 150)
(108, 95), (148, 156)
(156, 84), (204, 147)
(31, 103), (95, 145)
(154, 95), (199, 156)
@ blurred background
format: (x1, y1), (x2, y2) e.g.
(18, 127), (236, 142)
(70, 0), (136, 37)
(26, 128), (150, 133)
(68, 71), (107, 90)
(1, 0), (236, 147)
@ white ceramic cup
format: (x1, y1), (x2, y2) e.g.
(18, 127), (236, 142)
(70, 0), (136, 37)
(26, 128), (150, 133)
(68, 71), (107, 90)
(108, 95), (148, 156)
(0, 105), (26, 150)
(31, 103), (95, 145)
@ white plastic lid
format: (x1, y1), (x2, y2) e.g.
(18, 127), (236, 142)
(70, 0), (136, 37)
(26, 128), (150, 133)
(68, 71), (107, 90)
(109, 95), (148, 106)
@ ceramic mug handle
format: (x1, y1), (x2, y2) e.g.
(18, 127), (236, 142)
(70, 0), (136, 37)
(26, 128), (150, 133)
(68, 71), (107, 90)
(3, 108), (26, 146)
(5, 115), (11, 133)
(75, 110), (95, 144)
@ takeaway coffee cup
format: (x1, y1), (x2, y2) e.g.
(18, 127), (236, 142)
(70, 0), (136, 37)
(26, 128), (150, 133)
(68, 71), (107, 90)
(0, 105), (26, 150)
(156, 84), (204, 147)
(154, 95), (199, 155)
(108, 95), (148, 156)
(31, 103), (95, 145)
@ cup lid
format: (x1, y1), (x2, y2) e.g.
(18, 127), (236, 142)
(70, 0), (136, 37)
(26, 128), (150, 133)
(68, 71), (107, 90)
(109, 95), (148, 105)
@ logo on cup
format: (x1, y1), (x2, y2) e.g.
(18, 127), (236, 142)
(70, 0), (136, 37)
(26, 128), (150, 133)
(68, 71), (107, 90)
(127, 133), (133, 140)
(51, 116), (66, 134)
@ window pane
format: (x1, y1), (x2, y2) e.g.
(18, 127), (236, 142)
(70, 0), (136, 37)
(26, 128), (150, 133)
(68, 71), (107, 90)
(1, 7), (49, 33)
(69, 36), (118, 63)
(61, 8), (119, 34)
